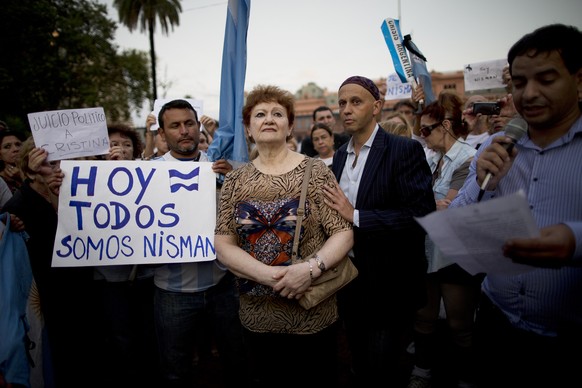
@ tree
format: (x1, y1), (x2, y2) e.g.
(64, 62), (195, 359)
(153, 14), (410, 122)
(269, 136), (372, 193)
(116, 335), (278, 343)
(0, 0), (151, 132)
(113, 0), (182, 104)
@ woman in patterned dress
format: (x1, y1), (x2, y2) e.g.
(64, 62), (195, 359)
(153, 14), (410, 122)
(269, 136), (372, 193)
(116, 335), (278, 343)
(215, 85), (353, 388)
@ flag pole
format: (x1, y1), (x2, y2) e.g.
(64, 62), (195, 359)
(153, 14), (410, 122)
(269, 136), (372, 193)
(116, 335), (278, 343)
(397, 0), (401, 29)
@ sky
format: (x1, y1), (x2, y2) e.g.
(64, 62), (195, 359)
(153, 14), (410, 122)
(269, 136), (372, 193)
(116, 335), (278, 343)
(100, 0), (582, 125)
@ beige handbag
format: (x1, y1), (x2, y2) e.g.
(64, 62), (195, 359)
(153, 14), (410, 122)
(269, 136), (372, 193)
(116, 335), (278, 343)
(292, 158), (358, 310)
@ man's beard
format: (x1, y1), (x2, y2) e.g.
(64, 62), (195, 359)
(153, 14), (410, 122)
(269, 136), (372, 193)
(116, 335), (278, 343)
(173, 143), (198, 155)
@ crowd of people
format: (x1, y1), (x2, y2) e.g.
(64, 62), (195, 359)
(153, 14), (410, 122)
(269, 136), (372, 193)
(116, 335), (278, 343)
(1, 23), (581, 388)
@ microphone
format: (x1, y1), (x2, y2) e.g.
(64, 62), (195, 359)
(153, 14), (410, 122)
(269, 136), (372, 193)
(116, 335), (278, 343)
(477, 117), (528, 201)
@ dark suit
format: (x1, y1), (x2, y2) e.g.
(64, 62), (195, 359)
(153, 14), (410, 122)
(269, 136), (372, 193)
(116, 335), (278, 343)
(332, 127), (435, 385)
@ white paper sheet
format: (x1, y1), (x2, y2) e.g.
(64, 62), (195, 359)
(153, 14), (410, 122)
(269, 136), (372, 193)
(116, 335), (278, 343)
(415, 191), (540, 275)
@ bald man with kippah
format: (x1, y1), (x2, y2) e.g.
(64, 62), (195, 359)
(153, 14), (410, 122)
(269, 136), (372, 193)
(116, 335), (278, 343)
(323, 75), (435, 386)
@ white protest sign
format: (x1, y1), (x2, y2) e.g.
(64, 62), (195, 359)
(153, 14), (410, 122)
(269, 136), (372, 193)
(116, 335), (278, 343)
(463, 58), (507, 92)
(150, 98), (204, 131)
(27, 107), (109, 161)
(385, 72), (412, 100)
(52, 160), (217, 267)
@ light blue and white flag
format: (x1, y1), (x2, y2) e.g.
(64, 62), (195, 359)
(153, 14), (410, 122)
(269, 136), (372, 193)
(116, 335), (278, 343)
(381, 18), (414, 84)
(381, 18), (435, 105)
(206, 0), (251, 165)
(404, 34), (436, 105)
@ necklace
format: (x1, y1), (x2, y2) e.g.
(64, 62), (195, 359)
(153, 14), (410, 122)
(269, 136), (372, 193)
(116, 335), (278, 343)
(351, 153), (359, 169)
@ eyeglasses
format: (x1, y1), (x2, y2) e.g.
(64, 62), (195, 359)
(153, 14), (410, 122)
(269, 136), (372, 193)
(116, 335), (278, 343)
(419, 121), (443, 137)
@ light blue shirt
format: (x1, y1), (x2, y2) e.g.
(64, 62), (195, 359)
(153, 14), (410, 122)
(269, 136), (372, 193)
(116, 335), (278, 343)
(433, 140), (476, 200)
(427, 140), (476, 273)
(412, 132), (439, 168)
(153, 151), (227, 293)
(450, 116), (582, 336)
(340, 125), (378, 227)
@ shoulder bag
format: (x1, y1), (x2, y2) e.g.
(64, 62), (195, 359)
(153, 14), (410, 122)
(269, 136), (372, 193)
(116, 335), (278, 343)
(292, 158), (358, 310)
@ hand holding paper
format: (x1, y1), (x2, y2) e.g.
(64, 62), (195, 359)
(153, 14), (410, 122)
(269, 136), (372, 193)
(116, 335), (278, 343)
(415, 191), (539, 276)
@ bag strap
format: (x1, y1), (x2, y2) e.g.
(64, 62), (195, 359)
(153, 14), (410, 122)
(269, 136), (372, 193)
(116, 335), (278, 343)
(291, 158), (314, 261)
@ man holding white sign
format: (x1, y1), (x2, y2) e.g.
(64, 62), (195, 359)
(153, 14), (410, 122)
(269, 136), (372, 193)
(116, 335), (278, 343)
(152, 99), (249, 387)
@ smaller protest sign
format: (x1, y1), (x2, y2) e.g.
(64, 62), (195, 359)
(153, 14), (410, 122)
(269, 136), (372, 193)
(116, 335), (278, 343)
(385, 72), (412, 100)
(464, 58), (507, 92)
(27, 107), (109, 161)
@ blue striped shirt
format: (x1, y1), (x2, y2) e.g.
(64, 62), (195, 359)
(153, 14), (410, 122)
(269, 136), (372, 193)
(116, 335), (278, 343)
(450, 116), (582, 336)
(153, 151), (227, 293)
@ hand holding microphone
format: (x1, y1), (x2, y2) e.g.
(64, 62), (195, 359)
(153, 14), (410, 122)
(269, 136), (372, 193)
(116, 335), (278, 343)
(477, 117), (528, 201)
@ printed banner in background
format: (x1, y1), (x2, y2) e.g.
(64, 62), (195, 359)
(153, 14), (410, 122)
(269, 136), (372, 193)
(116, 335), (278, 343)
(382, 18), (436, 105)
(381, 18), (413, 84)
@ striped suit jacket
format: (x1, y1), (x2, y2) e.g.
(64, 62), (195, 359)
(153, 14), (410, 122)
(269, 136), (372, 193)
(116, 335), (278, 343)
(332, 128), (435, 319)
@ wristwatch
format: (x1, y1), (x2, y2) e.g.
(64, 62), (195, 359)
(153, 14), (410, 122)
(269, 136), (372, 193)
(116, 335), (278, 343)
(314, 254), (326, 272)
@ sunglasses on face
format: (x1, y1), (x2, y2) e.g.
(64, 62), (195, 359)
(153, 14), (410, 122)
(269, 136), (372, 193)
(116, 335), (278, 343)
(419, 121), (443, 137)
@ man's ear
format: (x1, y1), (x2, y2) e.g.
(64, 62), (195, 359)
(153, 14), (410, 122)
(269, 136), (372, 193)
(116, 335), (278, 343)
(373, 100), (383, 117)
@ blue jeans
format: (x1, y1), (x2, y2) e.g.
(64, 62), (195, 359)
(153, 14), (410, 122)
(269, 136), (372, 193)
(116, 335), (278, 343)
(154, 273), (249, 388)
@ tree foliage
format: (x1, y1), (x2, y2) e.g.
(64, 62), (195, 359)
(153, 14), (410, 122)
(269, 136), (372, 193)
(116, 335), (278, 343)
(0, 0), (151, 133)
(113, 0), (182, 102)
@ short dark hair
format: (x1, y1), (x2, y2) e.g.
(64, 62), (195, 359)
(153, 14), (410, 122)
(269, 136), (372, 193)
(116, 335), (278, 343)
(508, 24), (582, 76)
(393, 99), (416, 112)
(0, 130), (26, 172)
(158, 99), (199, 129)
(312, 106), (333, 121)
(0, 129), (26, 148)
(310, 123), (333, 139)
(107, 123), (143, 159)
(421, 92), (468, 139)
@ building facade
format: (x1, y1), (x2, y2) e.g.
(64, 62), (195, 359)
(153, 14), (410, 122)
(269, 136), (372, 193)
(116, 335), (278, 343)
(292, 70), (507, 141)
